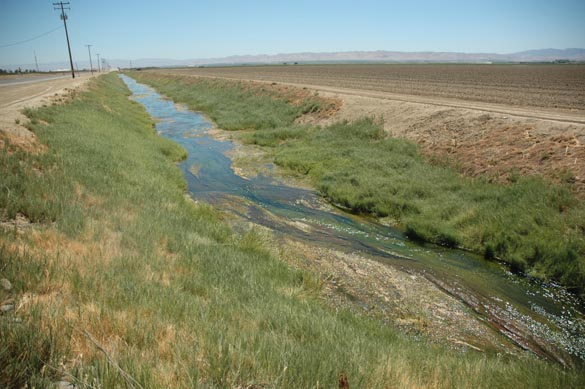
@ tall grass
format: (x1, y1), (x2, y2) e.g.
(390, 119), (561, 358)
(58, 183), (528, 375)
(126, 71), (330, 131)
(2, 73), (582, 386)
(127, 71), (585, 301)
(274, 118), (585, 285)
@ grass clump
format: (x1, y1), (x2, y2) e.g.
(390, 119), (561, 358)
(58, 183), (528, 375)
(242, 125), (311, 147)
(0, 306), (64, 387)
(127, 72), (585, 301)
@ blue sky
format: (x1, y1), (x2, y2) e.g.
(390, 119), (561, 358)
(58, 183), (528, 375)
(1, 0), (584, 67)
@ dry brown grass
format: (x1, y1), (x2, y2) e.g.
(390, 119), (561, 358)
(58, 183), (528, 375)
(0, 126), (47, 154)
(415, 117), (585, 196)
(1, 208), (134, 377)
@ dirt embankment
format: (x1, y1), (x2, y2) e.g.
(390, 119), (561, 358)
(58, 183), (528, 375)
(0, 73), (94, 153)
(325, 93), (585, 196)
(154, 65), (585, 196)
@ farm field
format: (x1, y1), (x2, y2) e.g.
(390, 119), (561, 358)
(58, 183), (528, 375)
(162, 64), (585, 112)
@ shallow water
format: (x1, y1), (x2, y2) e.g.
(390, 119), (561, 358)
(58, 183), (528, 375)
(120, 74), (584, 365)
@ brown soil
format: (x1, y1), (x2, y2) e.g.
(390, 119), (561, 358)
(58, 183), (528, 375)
(163, 64), (585, 111)
(152, 65), (585, 196)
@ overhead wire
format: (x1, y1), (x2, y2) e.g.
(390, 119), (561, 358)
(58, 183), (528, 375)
(0, 25), (63, 48)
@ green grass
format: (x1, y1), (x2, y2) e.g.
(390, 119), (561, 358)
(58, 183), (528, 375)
(1, 73), (583, 387)
(126, 72), (329, 131)
(275, 118), (585, 288)
(127, 71), (585, 301)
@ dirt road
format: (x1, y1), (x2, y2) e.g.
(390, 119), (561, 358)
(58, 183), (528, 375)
(0, 73), (70, 86)
(0, 72), (94, 152)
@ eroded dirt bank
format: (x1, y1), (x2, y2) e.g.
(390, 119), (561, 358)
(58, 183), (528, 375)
(315, 91), (585, 196)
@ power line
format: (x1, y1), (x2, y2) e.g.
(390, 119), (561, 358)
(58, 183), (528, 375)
(0, 25), (63, 48)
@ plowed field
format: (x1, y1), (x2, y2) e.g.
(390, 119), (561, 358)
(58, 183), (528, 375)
(162, 64), (585, 111)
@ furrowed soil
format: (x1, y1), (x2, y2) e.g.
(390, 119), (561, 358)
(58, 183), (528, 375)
(161, 64), (585, 111)
(148, 65), (585, 197)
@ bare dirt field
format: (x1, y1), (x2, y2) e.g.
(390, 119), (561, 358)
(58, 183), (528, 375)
(149, 65), (585, 196)
(164, 64), (585, 112)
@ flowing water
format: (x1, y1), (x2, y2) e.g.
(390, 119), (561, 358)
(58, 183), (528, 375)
(120, 74), (584, 366)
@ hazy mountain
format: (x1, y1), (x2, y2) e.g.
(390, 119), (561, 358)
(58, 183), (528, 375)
(506, 48), (585, 61)
(129, 48), (585, 68)
(4, 48), (585, 71)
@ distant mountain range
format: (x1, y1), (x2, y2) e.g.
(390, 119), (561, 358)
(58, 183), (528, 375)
(176, 48), (585, 66)
(4, 48), (585, 72)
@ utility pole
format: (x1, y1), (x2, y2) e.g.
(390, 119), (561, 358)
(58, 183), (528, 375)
(85, 44), (93, 74)
(33, 50), (39, 72)
(96, 53), (100, 72)
(53, 2), (75, 78)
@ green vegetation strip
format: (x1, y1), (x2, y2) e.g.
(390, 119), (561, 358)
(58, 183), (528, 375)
(1, 73), (582, 387)
(128, 71), (585, 301)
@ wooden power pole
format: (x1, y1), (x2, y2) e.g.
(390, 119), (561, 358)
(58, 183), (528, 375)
(53, 2), (75, 78)
(85, 44), (93, 74)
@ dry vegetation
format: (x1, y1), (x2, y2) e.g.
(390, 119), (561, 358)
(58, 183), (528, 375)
(401, 110), (585, 196)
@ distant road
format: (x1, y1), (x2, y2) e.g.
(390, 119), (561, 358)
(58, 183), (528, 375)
(0, 71), (92, 152)
(0, 74), (70, 87)
(0, 72), (93, 136)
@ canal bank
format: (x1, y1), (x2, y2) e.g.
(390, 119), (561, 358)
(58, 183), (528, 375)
(121, 74), (585, 366)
